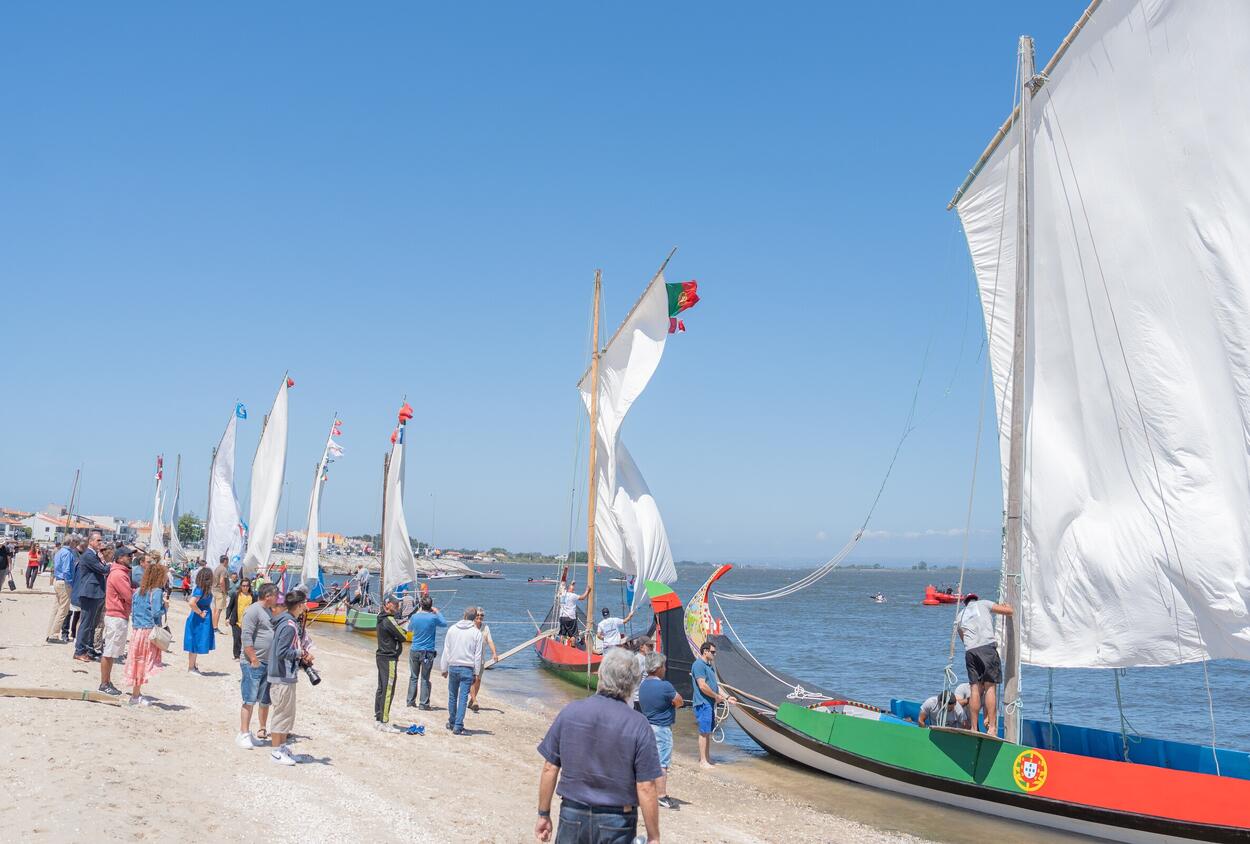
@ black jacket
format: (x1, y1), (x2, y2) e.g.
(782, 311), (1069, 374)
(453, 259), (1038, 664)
(71, 548), (109, 602)
(376, 611), (406, 659)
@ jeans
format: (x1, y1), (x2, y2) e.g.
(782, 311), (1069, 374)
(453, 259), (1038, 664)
(446, 665), (474, 732)
(407, 649), (435, 706)
(231, 623), (242, 660)
(555, 799), (638, 844)
(74, 596), (103, 656)
(375, 655), (398, 723)
(25, 567), (38, 589)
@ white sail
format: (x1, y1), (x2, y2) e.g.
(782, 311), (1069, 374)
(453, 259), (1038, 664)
(300, 428), (342, 589)
(578, 274), (678, 594)
(150, 457), (166, 558)
(382, 424), (418, 593)
(205, 410), (244, 570)
(241, 377), (290, 577)
(955, 0), (1250, 668)
(168, 455), (187, 566)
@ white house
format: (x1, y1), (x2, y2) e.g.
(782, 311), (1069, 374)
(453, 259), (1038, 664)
(21, 513), (102, 543)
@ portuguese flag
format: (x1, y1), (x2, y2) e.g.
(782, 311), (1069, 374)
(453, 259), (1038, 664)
(666, 280), (699, 334)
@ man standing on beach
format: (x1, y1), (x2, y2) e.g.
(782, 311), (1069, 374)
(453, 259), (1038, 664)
(406, 595), (447, 710)
(71, 531), (110, 661)
(268, 589), (309, 766)
(45, 538), (78, 643)
(535, 647), (661, 843)
(374, 594), (406, 732)
(237, 583), (278, 749)
(439, 606), (484, 735)
(691, 642), (735, 768)
(956, 593), (1013, 737)
(639, 652), (682, 810)
(98, 546), (135, 696)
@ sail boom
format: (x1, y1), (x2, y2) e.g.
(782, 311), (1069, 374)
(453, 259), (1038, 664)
(947, 0), (1105, 210)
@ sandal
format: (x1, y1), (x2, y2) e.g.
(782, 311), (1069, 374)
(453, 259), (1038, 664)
(256, 729), (269, 741)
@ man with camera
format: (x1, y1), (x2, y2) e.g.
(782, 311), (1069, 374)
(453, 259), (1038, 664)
(267, 589), (313, 766)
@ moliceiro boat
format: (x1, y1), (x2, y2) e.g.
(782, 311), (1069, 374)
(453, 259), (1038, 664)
(685, 1), (1250, 839)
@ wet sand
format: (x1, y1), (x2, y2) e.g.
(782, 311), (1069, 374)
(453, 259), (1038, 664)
(0, 587), (929, 843)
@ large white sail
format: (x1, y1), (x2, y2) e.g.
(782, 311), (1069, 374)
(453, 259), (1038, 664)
(167, 455), (187, 566)
(205, 408), (245, 571)
(241, 376), (291, 577)
(150, 455), (166, 558)
(382, 407), (418, 593)
(578, 274), (679, 596)
(300, 422), (343, 589)
(955, 0), (1250, 668)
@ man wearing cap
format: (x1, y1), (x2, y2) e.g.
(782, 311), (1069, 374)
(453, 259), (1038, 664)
(374, 594), (407, 732)
(99, 546), (135, 696)
(596, 605), (635, 651)
(956, 593), (1013, 737)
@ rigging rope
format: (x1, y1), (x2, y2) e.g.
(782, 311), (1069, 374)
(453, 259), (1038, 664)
(713, 595), (826, 703)
(1112, 669), (1142, 763)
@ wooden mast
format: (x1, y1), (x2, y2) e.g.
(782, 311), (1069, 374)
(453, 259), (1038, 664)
(1002, 35), (1035, 745)
(584, 269), (603, 684)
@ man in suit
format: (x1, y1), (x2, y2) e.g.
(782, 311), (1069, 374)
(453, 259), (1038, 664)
(71, 531), (110, 661)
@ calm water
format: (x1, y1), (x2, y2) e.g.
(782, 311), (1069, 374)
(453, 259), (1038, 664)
(312, 562), (1248, 843)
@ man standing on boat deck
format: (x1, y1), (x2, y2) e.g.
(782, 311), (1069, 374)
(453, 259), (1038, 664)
(956, 593), (1013, 737)
(557, 580), (590, 645)
(535, 647), (662, 843)
(407, 595), (448, 710)
(374, 594), (406, 732)
(691, 641), (735, 768)
(597, 605), (634, 650)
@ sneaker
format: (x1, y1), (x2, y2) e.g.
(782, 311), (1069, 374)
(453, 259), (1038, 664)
(129, 695), (152, 707)
(658, 797), (678, 810)
(445, 721), (453, 731)
(235, 732), (255, 749)
(418, 704), (432, 711)
(45, 637), (64, 644)
(270, 748), (296, 766)
(375, 721), (402, 733)
(98, 683), (122, 697)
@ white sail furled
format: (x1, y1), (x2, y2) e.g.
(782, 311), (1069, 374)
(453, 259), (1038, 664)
(300, 421), (343, 589)
(150, 455), (166, 558)
(205, 407), (245, 571)
(382, 404), (418, 593)
(167, 455), (187, 566)
(955, 0), (1250, 668)
(578, 274), (680, 597)
(241, 376), (291, 577)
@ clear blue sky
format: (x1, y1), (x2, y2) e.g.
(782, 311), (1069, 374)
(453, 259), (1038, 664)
(2, 2), (1086, 565)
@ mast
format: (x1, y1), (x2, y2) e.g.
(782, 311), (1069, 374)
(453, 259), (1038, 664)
(205, 446), (216, 567)
(1002, 35), (1035, 745)
(380, 451), (389, 598)
(584, 269), (603, 677)
(64, 468), (81, 540)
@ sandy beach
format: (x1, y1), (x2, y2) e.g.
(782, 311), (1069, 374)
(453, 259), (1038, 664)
(0, 587), (924, 844)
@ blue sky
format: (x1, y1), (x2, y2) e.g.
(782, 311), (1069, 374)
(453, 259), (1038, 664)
(1, 2), (1087, 565)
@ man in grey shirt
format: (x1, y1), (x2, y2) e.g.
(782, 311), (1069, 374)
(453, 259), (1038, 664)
(236, 583), (279, 749)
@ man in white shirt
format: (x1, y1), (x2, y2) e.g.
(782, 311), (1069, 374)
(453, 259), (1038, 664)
(596, 606), (634, 650)
(956, 593), (1014, 737)
(557, 581), (590, 644)
(917, 690), (970, 729)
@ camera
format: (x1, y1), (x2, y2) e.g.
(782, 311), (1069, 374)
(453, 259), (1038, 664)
(302, 664), (321, 686)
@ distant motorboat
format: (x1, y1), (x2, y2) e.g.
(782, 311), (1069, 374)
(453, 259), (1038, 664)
(527, 577), (558, 585)
(922, 584), (963, 606)
(463, 569), (505, 580)
(870, 592), (887, 604)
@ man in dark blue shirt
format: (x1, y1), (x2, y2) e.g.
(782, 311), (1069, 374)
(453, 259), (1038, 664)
(536, 648), (662, 843)
(638, 653), (683, 810)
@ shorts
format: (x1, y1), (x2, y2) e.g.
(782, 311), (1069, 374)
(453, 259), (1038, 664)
(651, 724), (673, 768)
(966, 643), (1003, 685)
(241, 661), (272, 706)
(103, 616), (129, 658)
(694, 702), (714, 735)
(558, 616), (578, 638)
(269, 682), (297, 733)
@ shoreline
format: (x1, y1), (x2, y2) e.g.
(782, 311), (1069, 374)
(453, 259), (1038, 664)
(0, 587), (925, 843)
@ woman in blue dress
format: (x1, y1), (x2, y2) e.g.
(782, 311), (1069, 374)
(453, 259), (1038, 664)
(183, 567), (216, 672)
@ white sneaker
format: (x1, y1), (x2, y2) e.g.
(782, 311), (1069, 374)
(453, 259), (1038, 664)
(375, 721), (402, 733)
(270, 748), (296, 766)
(235, 732), (255, 749)
(129, 696), (152, 707)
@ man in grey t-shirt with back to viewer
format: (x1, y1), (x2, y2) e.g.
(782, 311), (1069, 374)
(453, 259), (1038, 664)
(956, 592), (1014, 738)
(236, 582), (279, 749)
